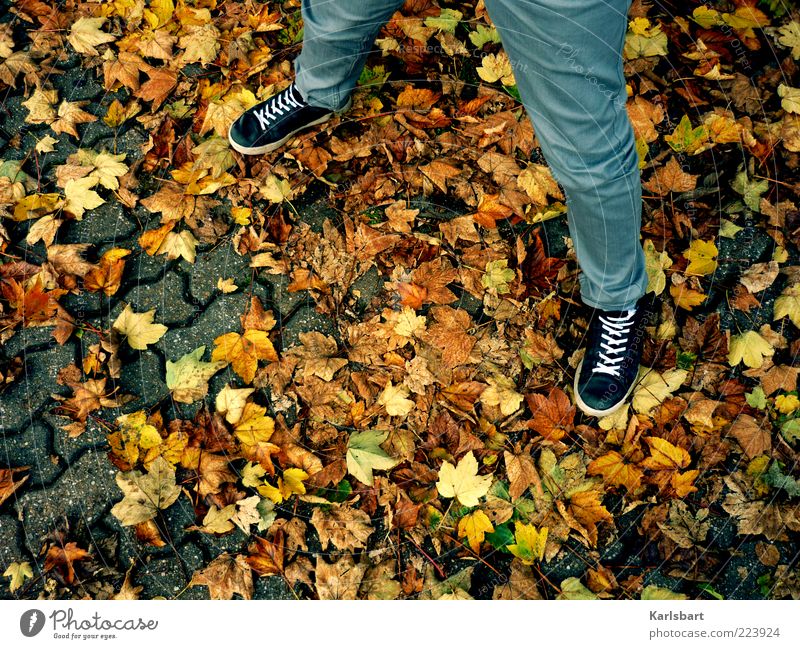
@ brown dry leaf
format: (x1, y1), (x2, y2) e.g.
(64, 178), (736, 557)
(0, 467), (29, 507)
(587, 451), (644, 493)
(310, 505), (373, 553)
(245, 532), (285, 577)
(315, 555), (367, 600)
(504, 449), (540, 502)
(492, 561), (542, 599)
(525, 387), (574, 441)
(136, 66), (178, 109)
(189, 553), (253, 599)
(212, 329), (279, 384)
(43, 542), (91, 585)
(643, 157), (698, 196)
(727, 414), (771, 458)
(51, 100), (97, 138)
(627, 95), (665, 143)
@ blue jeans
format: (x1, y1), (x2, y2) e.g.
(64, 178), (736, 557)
(293, 0), (648, 311)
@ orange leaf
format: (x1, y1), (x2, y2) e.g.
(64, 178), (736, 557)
(212, 329), (279, 383)
(587, 451), (644, 493)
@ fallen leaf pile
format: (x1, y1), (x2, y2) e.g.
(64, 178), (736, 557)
(0, 0), (799, 600)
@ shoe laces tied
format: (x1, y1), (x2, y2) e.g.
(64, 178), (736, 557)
(592, 309), (635, 377)
(253, 86), (303, 130)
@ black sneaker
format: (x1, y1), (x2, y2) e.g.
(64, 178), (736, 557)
(228, 82), (351, 155)
(573, 293), (655, 417)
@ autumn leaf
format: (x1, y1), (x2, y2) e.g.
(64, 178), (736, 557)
(377, 380), (415, 416)
(346, 429), (401, 486)
(215, 384), (254, 424)
(110, 457), (182, 526)
(84, 247), (130, 295)
(641, 436), (691, 471)
(587, 451), (644, 493)
(683, 239), (718, 276)
(189, 553), (253, 600)
(480, 373), (523, 416)
(0, 467), (29, 507)
(212, 329), (279, 384)
(642, 156), (698, 196)
(68, 17), (116, 55)
(525, 387), (575, 441)
(458, 510), (494, 552)
(632, 368), (687, 414)
(112, 304), (168, 350)
(3, 561), (33, 593)
(436, 451), (493, 507)
(507, 522), (548, 565)
(166, 346), (226, 403)
(729, 330), (774, 369)
(64, 176), (104, 219)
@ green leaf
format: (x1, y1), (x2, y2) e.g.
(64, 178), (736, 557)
(485, 523), (515, 550)
(3, 561), (33, 592)
(764, 460), (800, 496)
(641, 584), (688, 600)
(425, 8), (462, 33)
(346, 429), (401, 486)
(557, 577), (598, 600)
(780, 418), (800, 445)
(746, 386), (768, 410)
(732, 169), (769, 212)
(664, 115), (709, 153)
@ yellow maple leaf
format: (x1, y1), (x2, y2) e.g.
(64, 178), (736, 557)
(683, 239), (718, 276)
(728, 330), (774, 369)
(671, 469), (699, 497)
(68, 17), (116, 55)
(476, 51), (515, 85)
(507, 522), (548, 565)
(377, 380), (415, 416)
(436, 451), (493, 507)
(64, 176), (104, 220)
(479, 374), (523, 416)
(641, 436), (691, 471)
(22, 86), (58, 124)
(212, 329), (278, 383)
(458, 510), (494, 553)
(669, 282), (706, 310)
(234, 402), (275, 448)
(632, 368), (687, 414)
(774, 283), (800, 328)
(587, 450), (644, 493)
(215, 384), (254, 424)
(643, 239), (672, 295)
(112, 304), (168, 350)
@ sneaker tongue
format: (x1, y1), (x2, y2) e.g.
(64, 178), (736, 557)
(289, 84), (305, 104)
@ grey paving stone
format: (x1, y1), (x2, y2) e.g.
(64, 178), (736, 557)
(158, 288), (269, 360)
(188, 242), (252, 304)
(15, 448), (118, 556)
(258, 272), (308, 319)
(49, 415), (108, 465)
(277, 303), (338, 350)
(1, 326), (56, 358)
(115, 349), (168, 408)
(63, 201), (138, 246)
(118, 271), (198, 325)
(254, 575), (294, 600)
(126, 250), (177, 285)
(0, 515), (25, 577)
(1, 422), (62, 487)
(350, 265), (384, 314)
(0, 342), (77, 434)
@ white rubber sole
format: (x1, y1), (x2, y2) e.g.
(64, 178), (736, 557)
(228, 96), (352, 156)
(573, 358), (638, 418)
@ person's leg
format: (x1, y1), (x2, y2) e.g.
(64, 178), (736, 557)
(293, 0), (407, 111)
(483, 0), (647, 311)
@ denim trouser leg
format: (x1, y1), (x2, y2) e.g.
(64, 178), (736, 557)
(293, 0), (406, 111)
(484, 0), (647, 311)
(293, 0), (649, 311)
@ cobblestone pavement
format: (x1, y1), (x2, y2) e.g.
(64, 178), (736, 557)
(0, 24), (791, 600)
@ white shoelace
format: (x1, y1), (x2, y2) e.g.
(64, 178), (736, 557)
(592, 309), (636, 377)
(252, 87), (303, 130)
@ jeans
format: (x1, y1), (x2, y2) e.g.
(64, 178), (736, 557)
(293, 0), (648, 311)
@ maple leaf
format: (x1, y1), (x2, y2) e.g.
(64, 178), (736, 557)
(3, 561), (33, 593)
(346, 429), (401, 486)
(112, 304), (168, 350)
(587, 451), (644, 493)
(632, 367), (687, 414)
(377, 380), (415, 416)
(245, 532), (285, 577)
(504, 449), (541, 502)
(215, 384), (254, 424)
(110, 456), (182, 526)
(507, 522), (548, 565)
(728, 414), (771, 458)
(22, 86), (58, 124)
(516, 163), (563, 205)
(0, 467), (29, 507)
(643, 239), (672, 295)
(310, 505), (373, 553)
(63, 176), (104, 220)
(683, 239), (718, 276)
(51, 100), (97, 138)
(189, 553), (253, 600)
(669, 281), (706, 310)
(166, 346), (226, 403)
(43, 541), (91, 585)
(315, 555), (366, 600)
(84, 247), (130, 295)
(525, 387), (575, 441)
(436, 451), (493, 507)
(458, 510), (494, 553)
(728, 330), (774, 369)
(641, 436), (691, 471)
(480, 374), (523, 416)
(212, 329), (279, 384)
(773, 283), (800, 327)
(234, 402), (276, 461)
(477, 51), (515, 85)
(642, 156), (698, 196)
(68, 17), (116, 55)
(157, 230), (199, 263)
(195, 452), (238, 497)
